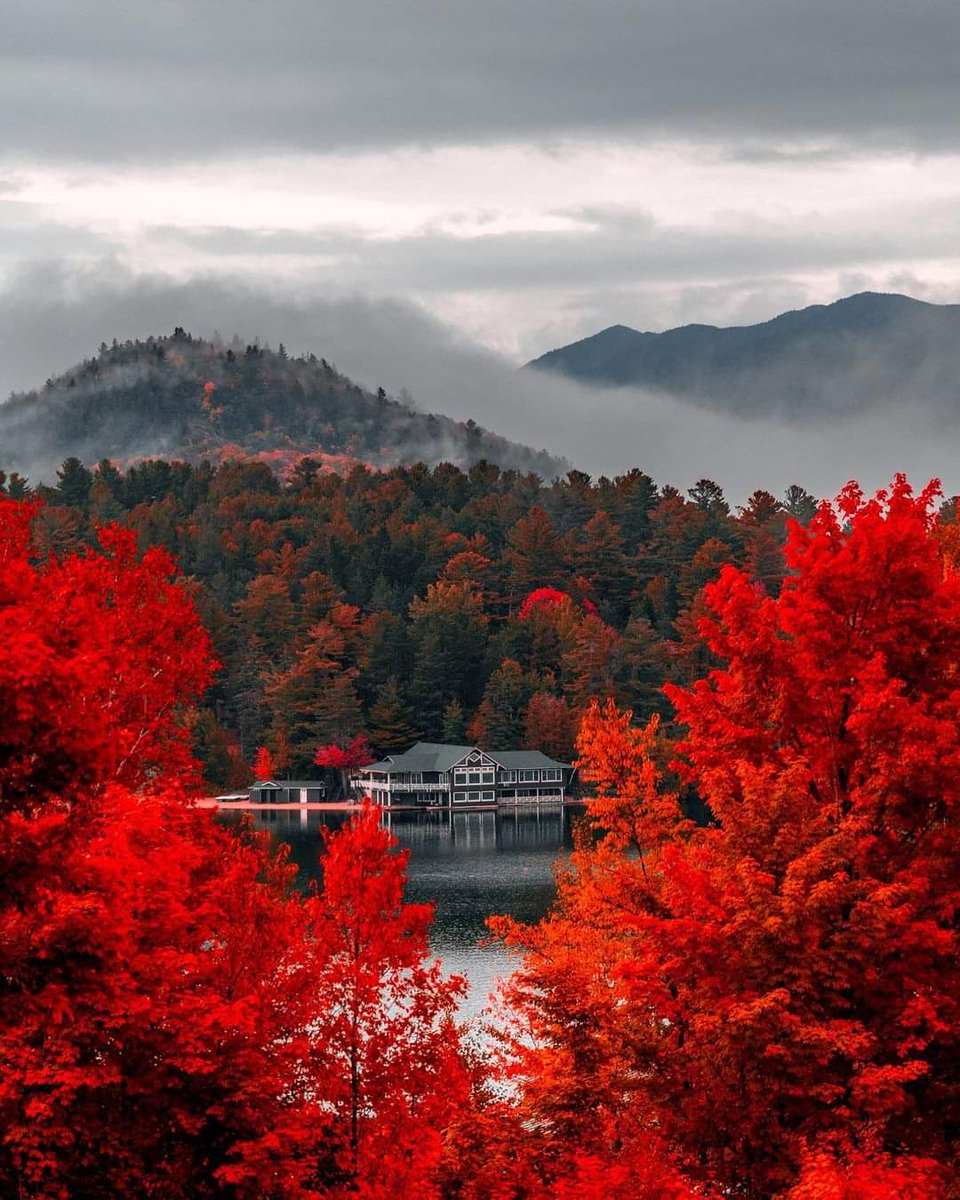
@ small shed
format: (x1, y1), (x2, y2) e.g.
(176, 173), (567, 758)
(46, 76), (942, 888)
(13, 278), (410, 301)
(249, 779), (327, 805)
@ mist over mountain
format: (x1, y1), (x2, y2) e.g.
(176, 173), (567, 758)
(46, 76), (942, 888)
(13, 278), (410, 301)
(527, 293), (960, 420)
(0, 329), (567, 483)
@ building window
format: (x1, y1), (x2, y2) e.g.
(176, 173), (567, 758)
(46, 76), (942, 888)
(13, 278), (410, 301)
(454, 791), (466, 803)
(482, 790), (495, 801)
(543, 768), (562, 782)
(468, 791), (481, 801)
(500, 770), (516, 783)
(519, 769), (540, 782)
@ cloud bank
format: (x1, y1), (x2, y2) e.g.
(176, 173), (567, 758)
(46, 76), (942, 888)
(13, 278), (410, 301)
(1, 266), (958, 504)
(4, 0), (960, 163)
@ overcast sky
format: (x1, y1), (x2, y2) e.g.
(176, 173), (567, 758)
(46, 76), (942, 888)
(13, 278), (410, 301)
(4, 0), (960, 495)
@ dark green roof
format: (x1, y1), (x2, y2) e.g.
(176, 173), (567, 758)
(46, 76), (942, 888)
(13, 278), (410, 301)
(363, 743), (571, 774)
(366, 743), (474, 774)
(251, 779), (326, 789)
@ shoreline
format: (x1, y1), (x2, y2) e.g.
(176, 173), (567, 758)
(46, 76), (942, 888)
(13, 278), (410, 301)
(199, 798), (582, 813)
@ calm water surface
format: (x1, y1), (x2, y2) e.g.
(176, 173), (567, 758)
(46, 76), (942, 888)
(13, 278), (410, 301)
(221, 805), (584, 1022)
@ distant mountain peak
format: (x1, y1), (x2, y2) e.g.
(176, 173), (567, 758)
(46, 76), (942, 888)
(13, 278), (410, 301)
(526, 292), (960, 419)
(0, 330), (568, 483)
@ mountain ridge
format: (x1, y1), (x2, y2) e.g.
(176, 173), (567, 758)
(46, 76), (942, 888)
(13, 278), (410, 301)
(0, 329), (568, 482)
(527, 292), (960, 418)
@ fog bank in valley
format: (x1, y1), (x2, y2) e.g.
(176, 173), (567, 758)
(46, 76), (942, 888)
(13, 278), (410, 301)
(0, 265), (955, 504)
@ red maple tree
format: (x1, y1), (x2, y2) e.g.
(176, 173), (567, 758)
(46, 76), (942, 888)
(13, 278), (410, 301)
(252, 743), (277, 780)
(315, 732), (375, 799)
(494, 477), (960, 1196)
(518, 586), (570, 619)
(0, 500), (213, 815)
(0, 499), (469, 1197)
(306, 803), (469, 1197)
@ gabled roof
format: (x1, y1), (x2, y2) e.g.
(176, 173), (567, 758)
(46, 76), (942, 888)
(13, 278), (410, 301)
(361, 742), (572, 773)
(251, 779), (327, 789)
(487, 750), (572, 770)
(364, 742), (475, 774)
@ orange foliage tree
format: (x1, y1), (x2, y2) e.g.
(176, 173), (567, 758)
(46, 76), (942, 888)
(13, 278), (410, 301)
(493, 477), (960, 1196)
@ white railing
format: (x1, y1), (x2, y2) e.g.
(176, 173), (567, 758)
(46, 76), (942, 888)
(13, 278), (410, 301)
(501, 791), (566, 803)
(381, 781), (450, 793)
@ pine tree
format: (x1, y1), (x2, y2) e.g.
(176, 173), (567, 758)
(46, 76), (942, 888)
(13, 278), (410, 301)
(441, 699), (467, 743)
(468, 659), (533, 750)
(367, 679), (421, 755)
(267, 621), (363, 772)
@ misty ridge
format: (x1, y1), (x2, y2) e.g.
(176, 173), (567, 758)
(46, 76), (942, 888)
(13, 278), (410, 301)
(528, 291), (960, 420)
(1, 269), (960, 502)
(0, 325), (568, 486)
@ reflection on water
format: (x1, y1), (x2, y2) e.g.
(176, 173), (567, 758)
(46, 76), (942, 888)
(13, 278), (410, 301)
(220, 804), (584, 1022)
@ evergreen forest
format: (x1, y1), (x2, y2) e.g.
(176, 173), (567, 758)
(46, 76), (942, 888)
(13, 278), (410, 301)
(0, 452), (827, 789)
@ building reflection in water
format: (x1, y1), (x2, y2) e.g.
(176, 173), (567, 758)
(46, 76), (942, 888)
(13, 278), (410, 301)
(221, 803), (586, 1022)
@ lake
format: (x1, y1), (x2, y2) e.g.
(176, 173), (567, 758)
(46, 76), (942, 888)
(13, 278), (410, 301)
(220, 804), (585, 1023)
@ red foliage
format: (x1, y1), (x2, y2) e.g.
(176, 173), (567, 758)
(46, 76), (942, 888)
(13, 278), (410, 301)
(518, 586), (570, 619)
(495, 477), (960, 1195)
(518, 586), (599, 622)
(1, 788), (326, 1198)
(0, 498), (214, 815)
(524, 691), (577, 763)
(252, 744), (276, 780)
(200, 379), (224, 418)
(305, 803), (469, 1197)
(314, 732), (374, 772)
(210, 445), (374, 483)
(0, 499), (469, 1197)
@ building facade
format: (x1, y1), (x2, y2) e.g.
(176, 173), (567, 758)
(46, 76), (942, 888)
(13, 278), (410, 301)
(249, 779), (327, 804)
(352, 742), (575, 808)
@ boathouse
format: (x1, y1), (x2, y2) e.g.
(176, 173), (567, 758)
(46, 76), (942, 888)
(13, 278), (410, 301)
(249, 779), (327, 804)
(352, 743), (574, 808)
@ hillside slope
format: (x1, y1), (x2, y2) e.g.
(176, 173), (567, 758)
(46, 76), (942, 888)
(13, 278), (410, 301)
(527, 292), (960, 418)
(0, 329), (567, 480)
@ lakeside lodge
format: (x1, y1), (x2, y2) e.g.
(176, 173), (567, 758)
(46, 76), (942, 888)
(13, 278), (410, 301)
(351, 742), (575, 808)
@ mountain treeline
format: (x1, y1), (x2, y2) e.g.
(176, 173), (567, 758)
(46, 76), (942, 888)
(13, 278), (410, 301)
(2, 454), (831, 789)
(0, 329), (566, 480)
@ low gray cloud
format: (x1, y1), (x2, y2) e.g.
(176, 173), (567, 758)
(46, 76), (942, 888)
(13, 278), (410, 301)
(146, 197), (960, 297)
(0, 200), (112, 258)
(1, 265), (959, 504)
(3, 0), (960, 164)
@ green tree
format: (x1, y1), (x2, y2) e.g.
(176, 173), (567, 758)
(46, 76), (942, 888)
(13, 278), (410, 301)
(367, 678), (421, 755)
(408, 581), (488, 739)
(55, 456), (94, 508)
(468, 659), (533, 750)
(267, 621), (363, 773)
(441, 699), (467, 743)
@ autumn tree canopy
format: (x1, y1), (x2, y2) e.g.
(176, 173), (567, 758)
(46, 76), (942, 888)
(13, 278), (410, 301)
(0, 498), (468, 1198)
(495, 476), (960, 1197)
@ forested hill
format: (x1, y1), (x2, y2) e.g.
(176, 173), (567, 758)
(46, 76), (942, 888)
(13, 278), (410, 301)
(527, 292), (960, 418)
(0, 329), (567, 481)
(1, 453), (833, 793)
